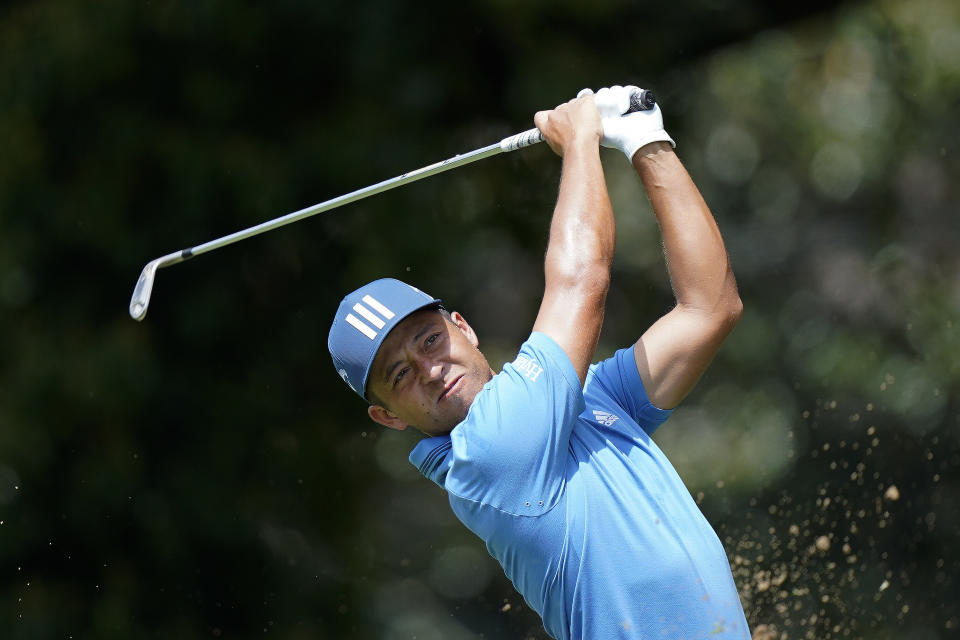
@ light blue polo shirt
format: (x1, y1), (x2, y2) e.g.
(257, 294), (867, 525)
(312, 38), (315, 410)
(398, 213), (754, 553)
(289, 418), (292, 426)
(409, 332), (750, 639)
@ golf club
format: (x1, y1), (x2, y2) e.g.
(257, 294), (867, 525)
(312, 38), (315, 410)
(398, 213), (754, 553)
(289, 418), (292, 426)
(129, 89), (657, 321)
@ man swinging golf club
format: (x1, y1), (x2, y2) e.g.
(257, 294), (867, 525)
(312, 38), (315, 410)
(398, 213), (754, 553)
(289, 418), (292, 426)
(328, 85), (749, 639)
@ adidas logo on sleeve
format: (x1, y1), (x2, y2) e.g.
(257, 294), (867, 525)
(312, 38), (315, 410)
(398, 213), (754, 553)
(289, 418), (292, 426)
(592, 410), (620, 427)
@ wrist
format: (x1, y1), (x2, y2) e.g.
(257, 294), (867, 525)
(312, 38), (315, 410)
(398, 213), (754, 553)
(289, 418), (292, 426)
(561, 131), (602, 155)
(571, 129), (602, 147)
(631, 141), (674, 162)
(632, 141), (681, 177)
(624, 133), (676, 163)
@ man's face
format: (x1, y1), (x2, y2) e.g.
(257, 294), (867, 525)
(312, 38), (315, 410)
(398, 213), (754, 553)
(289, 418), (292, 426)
(366, 308), (493, 437)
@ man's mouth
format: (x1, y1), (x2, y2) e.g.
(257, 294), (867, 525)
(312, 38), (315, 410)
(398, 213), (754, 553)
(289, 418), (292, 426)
(439, 375), (464, 403)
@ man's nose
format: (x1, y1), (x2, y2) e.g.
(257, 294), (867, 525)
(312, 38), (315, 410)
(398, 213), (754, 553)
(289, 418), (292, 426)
(419, 357), (444, 382)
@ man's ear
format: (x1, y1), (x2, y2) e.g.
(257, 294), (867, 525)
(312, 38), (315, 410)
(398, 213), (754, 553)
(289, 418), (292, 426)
(367, 404), (409, 431)
(449, 311), (479, 348)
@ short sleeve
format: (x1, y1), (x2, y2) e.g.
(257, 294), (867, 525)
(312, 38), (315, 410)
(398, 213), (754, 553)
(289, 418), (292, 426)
(444, 332), (584, 516)
(585, 346), (672, 435)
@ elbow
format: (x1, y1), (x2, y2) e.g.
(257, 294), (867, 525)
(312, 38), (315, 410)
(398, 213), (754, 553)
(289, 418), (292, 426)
(574, 262), (612, 297)
(687, 293), (740, 346)
(725, 294), (744, 331)
(715, 289), (743, 336)
(693, 280), (742, 338)
(717, 265), (743, 331)
(544, 259), (611, 305)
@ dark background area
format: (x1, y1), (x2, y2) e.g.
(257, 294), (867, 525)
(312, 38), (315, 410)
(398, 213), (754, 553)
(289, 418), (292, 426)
(1, 0), (958, 638)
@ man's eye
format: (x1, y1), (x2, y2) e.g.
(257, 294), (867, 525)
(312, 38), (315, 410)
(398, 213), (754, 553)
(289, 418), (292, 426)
(425, 333), (440, 347)
(393, 367), (409, 388)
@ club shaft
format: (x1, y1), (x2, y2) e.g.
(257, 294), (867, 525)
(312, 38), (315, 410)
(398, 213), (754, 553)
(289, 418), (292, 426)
(129, 85), (657, 320)
(128, 128), (543, 321)
(188, 140), (506, 259)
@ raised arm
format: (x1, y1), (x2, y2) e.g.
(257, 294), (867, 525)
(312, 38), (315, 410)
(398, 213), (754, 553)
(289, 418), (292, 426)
(590, 85), (741, 410)
(632, 143), (742, 409)
(531, 93), (615, 385)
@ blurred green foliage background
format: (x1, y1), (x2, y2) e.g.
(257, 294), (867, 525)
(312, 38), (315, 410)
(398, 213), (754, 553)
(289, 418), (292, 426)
(1, 0), (958, 638)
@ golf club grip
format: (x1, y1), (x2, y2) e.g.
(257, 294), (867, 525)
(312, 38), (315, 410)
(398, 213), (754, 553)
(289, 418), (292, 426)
(499, 89), (656, 152)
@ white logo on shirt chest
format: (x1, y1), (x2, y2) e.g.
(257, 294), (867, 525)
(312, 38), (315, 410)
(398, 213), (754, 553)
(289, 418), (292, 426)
(593, 410), (620, 426)
(514, 355), (544, 382)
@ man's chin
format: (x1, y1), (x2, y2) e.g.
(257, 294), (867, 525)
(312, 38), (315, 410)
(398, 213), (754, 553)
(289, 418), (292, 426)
(422, 373), (489, 436)
(420, 405), (471, 437)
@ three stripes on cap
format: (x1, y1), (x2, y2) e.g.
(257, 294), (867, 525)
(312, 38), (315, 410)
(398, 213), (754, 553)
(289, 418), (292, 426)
(345, 295), (396, 340)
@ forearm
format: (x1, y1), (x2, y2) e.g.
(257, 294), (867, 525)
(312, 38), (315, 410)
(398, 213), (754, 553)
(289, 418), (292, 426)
(533, 139), (615, 383)
(529, 92), (617, 383)
(633, 142), (740, 316)
(544, 140), (615, 287)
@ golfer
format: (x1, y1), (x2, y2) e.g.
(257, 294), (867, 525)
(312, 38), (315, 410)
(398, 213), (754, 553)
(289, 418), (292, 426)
(328, 85), (749, 639)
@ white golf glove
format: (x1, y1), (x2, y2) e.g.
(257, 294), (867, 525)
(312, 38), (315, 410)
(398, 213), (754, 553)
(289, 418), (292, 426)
(578, 85), (675, 161)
